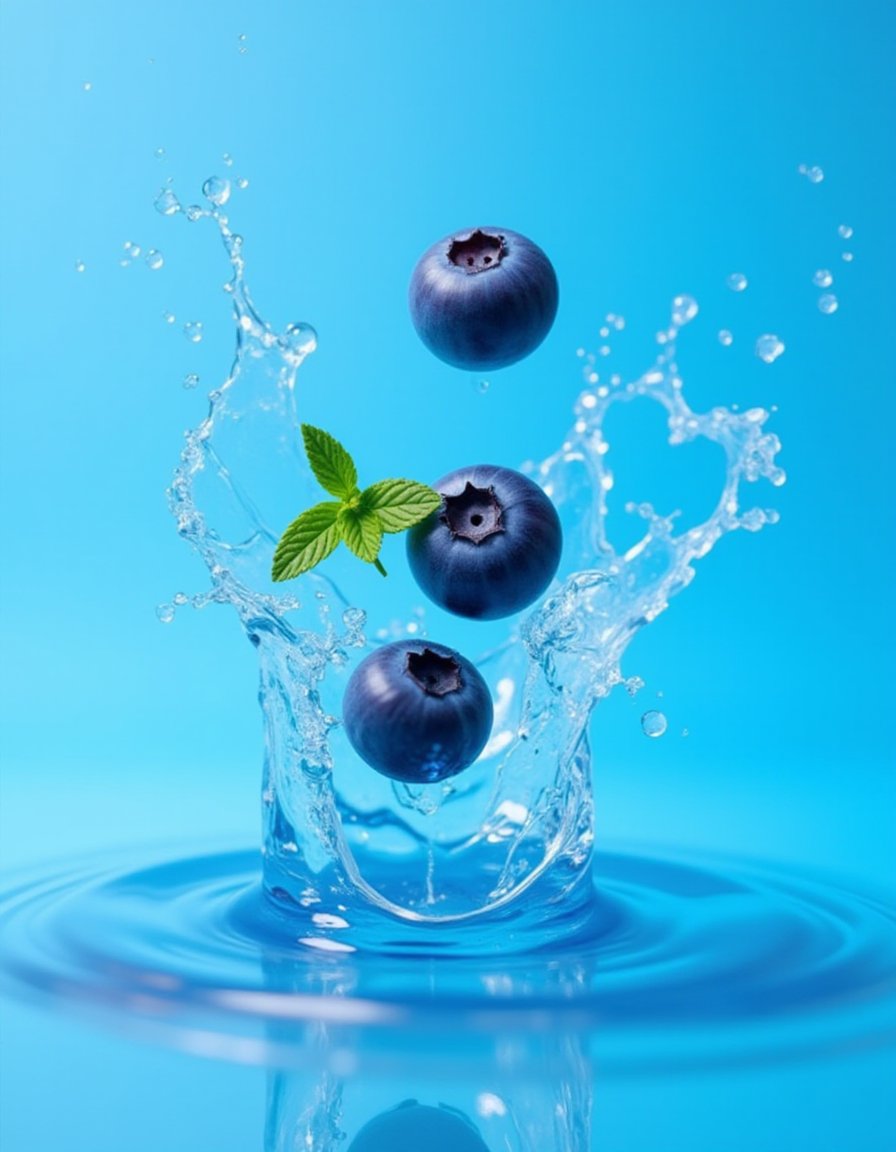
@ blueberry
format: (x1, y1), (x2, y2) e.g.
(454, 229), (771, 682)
(409, 226), (559, 371)
(342, 640), (493, 783)
(348, 1101), (489, 1152)
(406, 465), (562, 620)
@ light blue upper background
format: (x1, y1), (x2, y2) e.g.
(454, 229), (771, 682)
(0, 2), (894, 1147)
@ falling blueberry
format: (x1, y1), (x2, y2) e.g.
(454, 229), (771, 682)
(409, 226), (559, 371)
(342, 640), (493, 783)
(406, 464), (562, 620)
(348, 1101), (490, 1152)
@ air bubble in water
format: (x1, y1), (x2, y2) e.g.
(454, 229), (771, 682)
(154, 188), (181, 216)
(238, 32), (248, 53)
(838, 224), (854, 239)
(183, 373), (200, 389)
(236, 176), (249, 190)
(726, 273), (748, 292)
(641, 710), (668, 738)
(183, 321), (204, 343)
(82, 81), (92, 92)
(818, 293), (839, 314)
(154, 147), (166, 160)
(222, 152), (234, 167)
(184, 205), (205, 223)
(202, 176), (231, 207)
(806, 165), (824, 184)
(813, 269), (833, 288)
(123, 241), (141, 259)
(74, 261), (86, 273)
(156, 603), (175, 624)
(755, 334), (785, 364)
(472, 377), (490, 394)
(145, 249), (164, 271)
(842, 251), (854, 263)
(671, 294), (698, 326)
(163, 311), (176, 324)
(718, 329), (733, 346)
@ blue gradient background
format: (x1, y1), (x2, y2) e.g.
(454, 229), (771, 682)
(1, 2), (894, 1149)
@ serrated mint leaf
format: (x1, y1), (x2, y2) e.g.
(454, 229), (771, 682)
(362, 479), (442, 533)
(301, 424), (358, 499)
(337, 506), (383, 563)
(271, 501), (342, 581)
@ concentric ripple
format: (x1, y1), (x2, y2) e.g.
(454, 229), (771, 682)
(2, 844), (894, 1073)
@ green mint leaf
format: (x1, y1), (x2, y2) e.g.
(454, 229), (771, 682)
(362, 479), (442, 533)
(301, 424), (358, 499)
(337, 505), (383, 564)
(271, 501), (342, 581)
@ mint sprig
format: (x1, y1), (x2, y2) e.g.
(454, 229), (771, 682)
(272, 424), (441, 582)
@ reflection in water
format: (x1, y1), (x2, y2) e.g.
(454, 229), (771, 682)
(264, 1023), (591, 1152)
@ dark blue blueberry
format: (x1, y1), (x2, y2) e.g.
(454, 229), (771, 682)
(348, 1101), (489, 1152)
(342, 640), (493, 783)
(409, 226), (559, 371)
(406, 464), (562, 620)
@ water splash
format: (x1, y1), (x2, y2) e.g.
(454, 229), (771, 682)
(162, 192), (784, 940)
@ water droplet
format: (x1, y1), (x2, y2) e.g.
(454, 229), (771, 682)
(838, 224), (853, 239)
(184, 204), (205, 222)
(74, 260), (86, 273)
(812, 268), (833, 288)
(681, 727), (690, 738)
(841, 251), (854, 263)
(156, 603), (175, 624)
(183, 373), (200, 389)
(599, 325), (610, 338)
(726, 273), (748, 292)
(671, 294), (699, 326)
(280, 321), (317, 362)
(163, 310), (176, 324)
(797, 163), (808, 175)
(145, 249), (164, 271)
(806, 165), (824, 184)
(183, 321), (204, 343)
(236, 176), (249, 190)
(612, 315), (625, 330)
(473, 377), (490, 394)
(641, 710), (668, 738)
(123, 241), (141, 259)
(222, 152), (234, 167)
(154, 146), (166, 160)
(238, 32), (248, 53)
(818, 293), (839, 314)
(154, 188), (180, 216)
(202, 176), (231, 207)
(755, 334), (785, 364)
(82, 81), (92, 92)
(599, 344), (611, 357)
(718, 329), (733, 346)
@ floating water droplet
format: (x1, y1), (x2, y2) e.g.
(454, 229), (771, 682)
(755, 334), (785, 364)
(473, 377), (490, 394)
(163, 310), (176, 324)
(238, 32), (248, 53)
(183, 321), (204, 344)
(838, 224), (853, 239)
(726, 273), (748, 292)
(202, 176), (231, 207)
(797, 163), (808, 175)
(222, 152), (234, 167)
(612, 315), (625, 330)
(123, 241), (141, 259)
(154, 188), (180, 216)
(145, 249), (164, 271)
(280, 321), (317, 360)
(154, 146), (166, 160)
(185, 204), (205, 222)
(74, 260), (86, 273)
(82, 81), (92, 92)
(671, 294), (699, 326)
(806, 165), (824, 184)
(842, 251), (854, 263)
(812, 269), (833, 288)
(641, 710), (668, 738)
(718, 329), (733, 346)
(236, 176), (249, 190)
(599, 344), (611, 357)
(818, 293), (839, 314)
(599, 325), (609, 338)
(183, 373), (200, 389)
(681, 727), (690, 738)
(156, 603), (175, 624)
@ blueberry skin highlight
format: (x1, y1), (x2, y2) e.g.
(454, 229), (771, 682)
(406, 465), (563, 620)
(348, 1101), (489, 1152)
(342, 639), (493, 783)
(409, 226), (559, 371)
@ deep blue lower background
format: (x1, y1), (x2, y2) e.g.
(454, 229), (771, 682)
(1, 2), (894, 1149)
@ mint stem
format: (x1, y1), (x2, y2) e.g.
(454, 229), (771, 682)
(373, 557), (388, 578)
